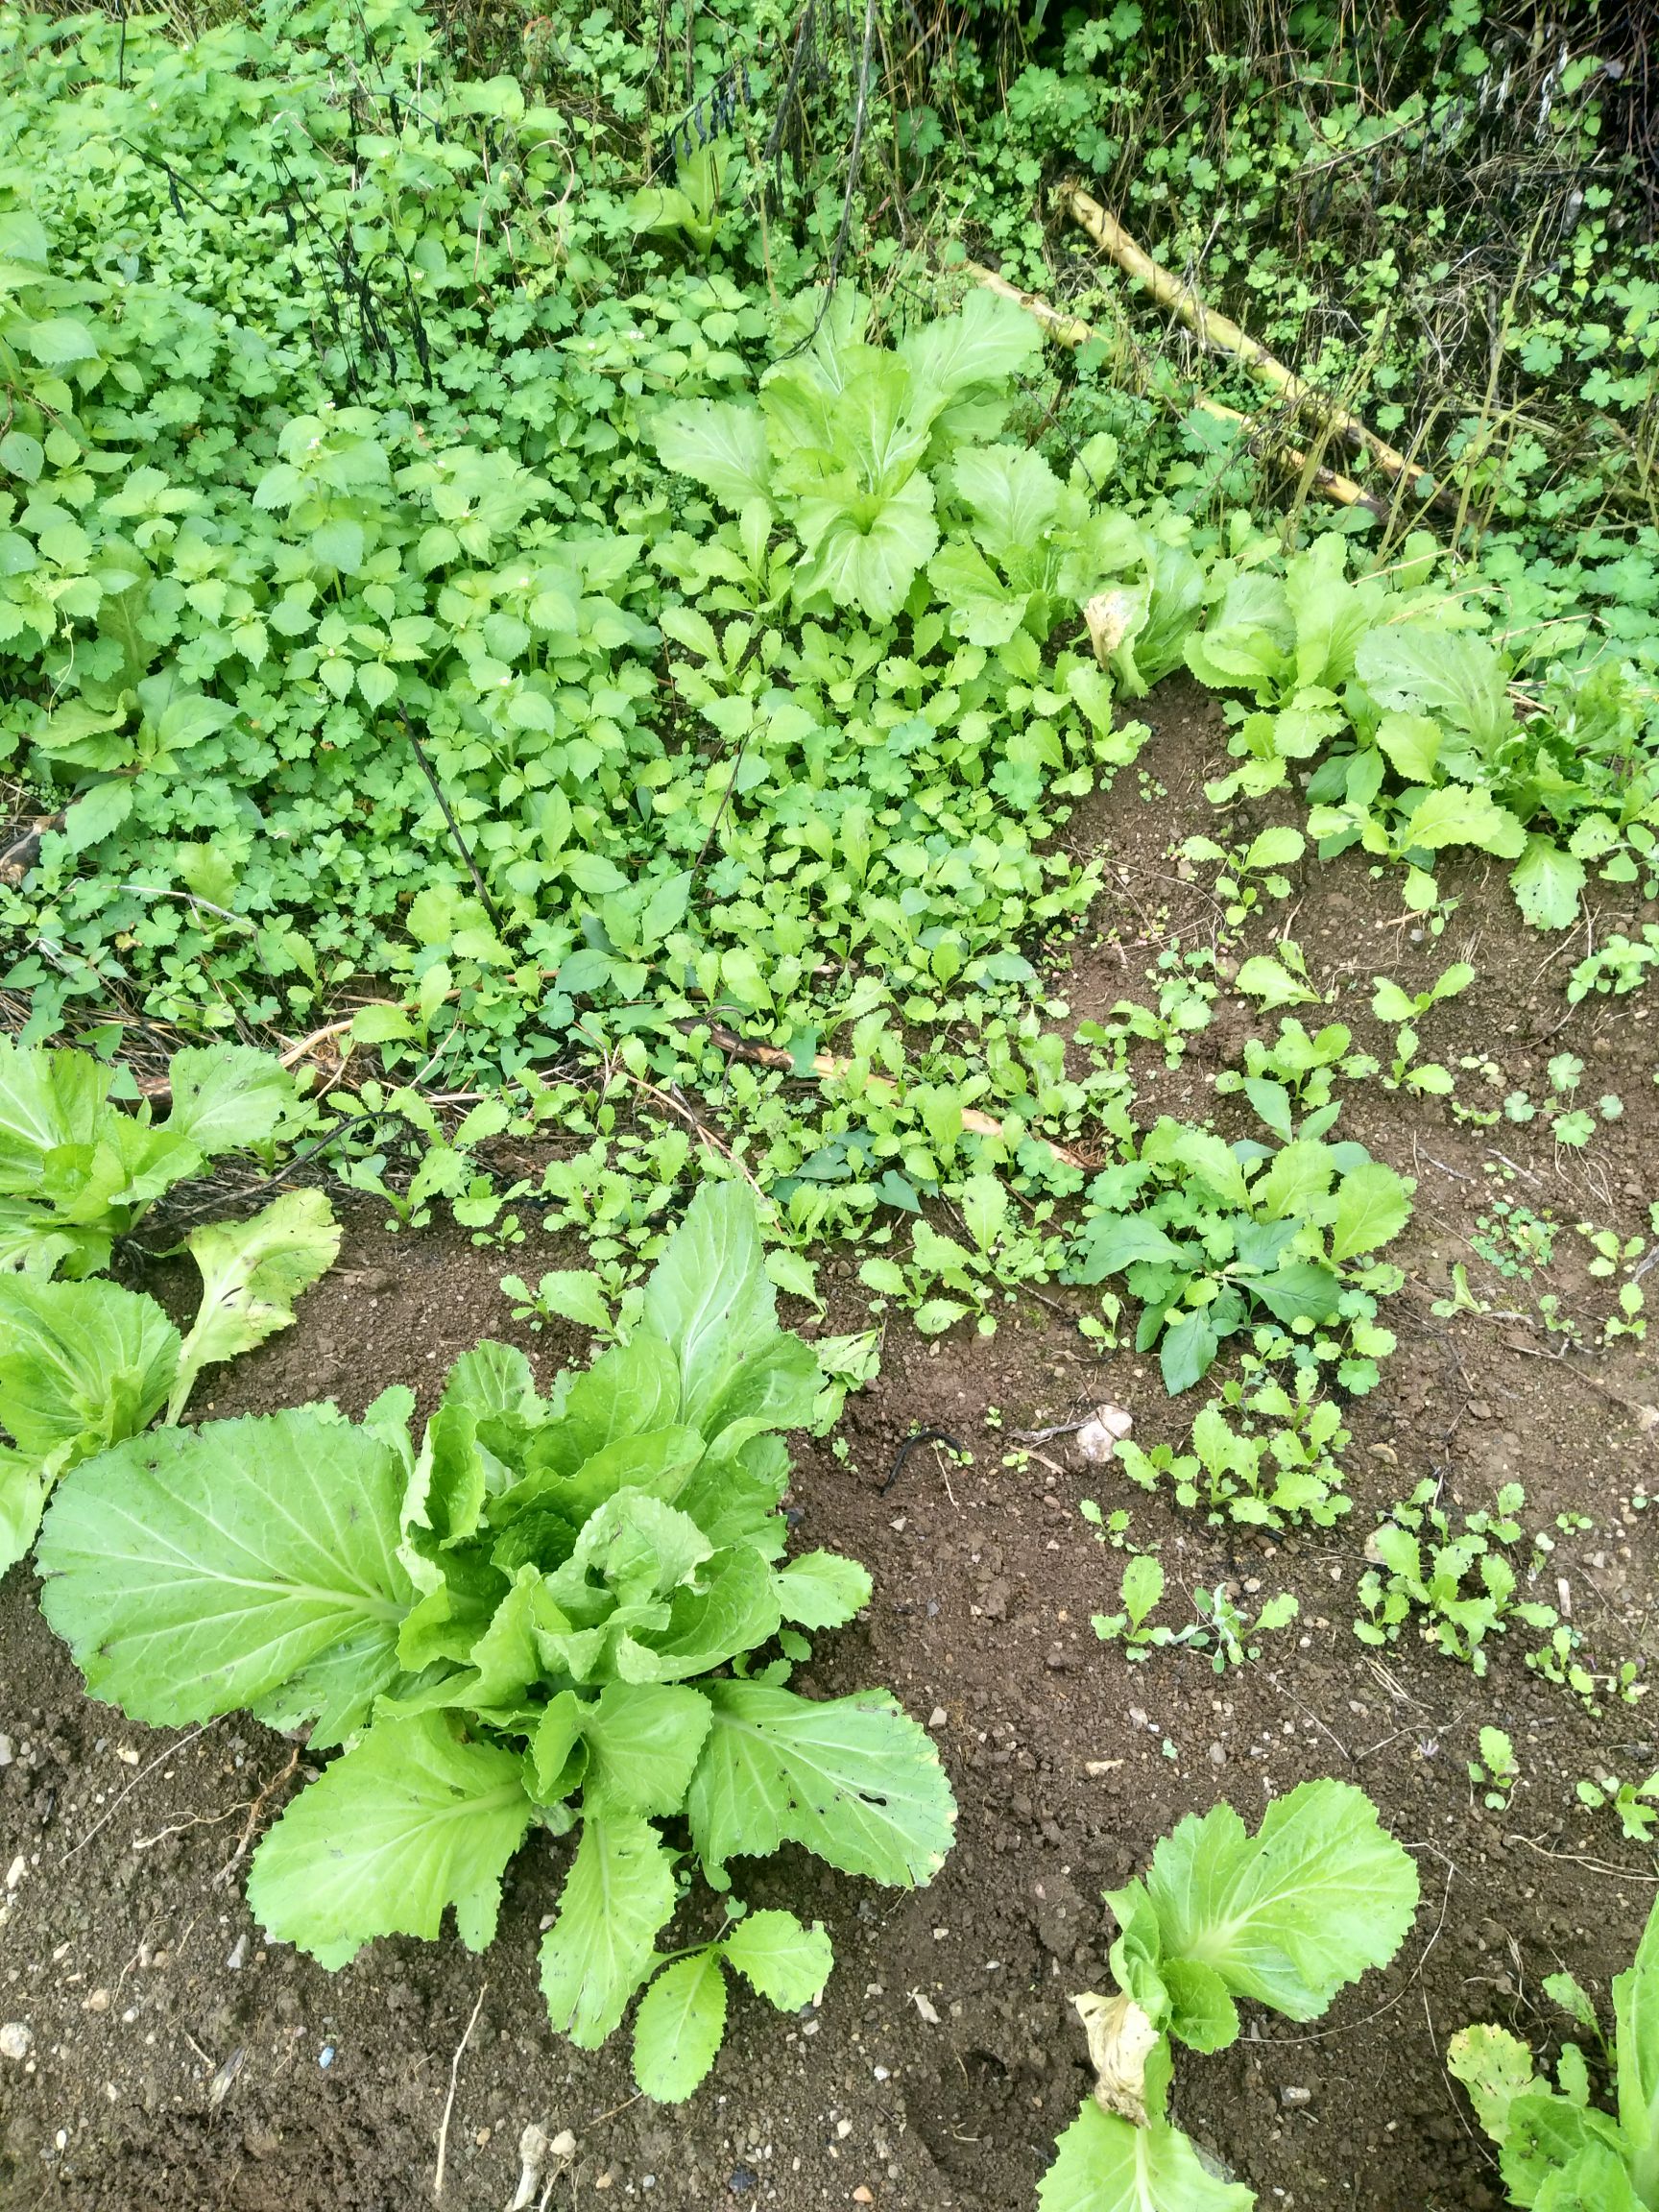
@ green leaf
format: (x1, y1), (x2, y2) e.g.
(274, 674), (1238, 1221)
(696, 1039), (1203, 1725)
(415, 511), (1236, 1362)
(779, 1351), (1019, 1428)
(163, 1045), (294, 1154)
(721, 1908), (833, 2010)
(1356, 623), (1514, 752)
(1107, 1779), (1419, 2032)
(685, 1681), (956, 1887)
(37, 1407), (414, 1724)
(582, 1681), (713, 1816)
(1509, 837), (1586, 930)
(640, 1184), (778, 1429)
(1447, 2023), (1544, 2149)
(651, 400), (771, 510)
(168, 1190), (341, 1418)
(1160, 1310), (1220, 1396)
(774, 1550), (872, 1629)
(0, 1275), (178, 1461)
(632, 1950), (729, 2103)
(1330, 1161), (1411, 1262)
(1402, 783), (1527, 858)
(1037, 2103), (1253, 2212)
(0, 1450), (48, 1579)
(540, 1809), (679, 2047)
(246, 1714), (531, 1969)
(1234, 955), (1321, 1009)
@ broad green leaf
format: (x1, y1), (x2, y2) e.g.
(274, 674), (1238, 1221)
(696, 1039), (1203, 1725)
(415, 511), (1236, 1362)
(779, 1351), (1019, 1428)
(163, 1045), (293, 1154)
(774, 1550), (872, 1629)
(1037, 2103), (1252, 2212)
(1234, 954), (1322, 1010)
(168, 1190), (341, 1418)
(721, 1908), (833, 2011)
(1613, 1891), (1659, 2164)
(0, 1275), (178, 1459)
(1159, 1310), (1220, 1396)
(1448, 2023), (1544, 2149)
(685, 1682), (956, 1887)
(629, 1544), (782, 1679)
(246, 1714), (531, 1969)
(0, 1448), (48, 1577)
(641, 1184), (777, 1428)
(1402, 783), (1527, 858)
(1108, 1779), (1419, 2031)
(37, 1407), (414, 1723)
(1329, 1161), (1411, 1262)
(897, 286), (1043, 400)
(0, 1040), (116, 1191)
(792, 474), (939, 624)
(1356, 623), (1514, 752)
(949, 445), (1062, 559)
(701, 1333), (822, 1447)
(540, 1810), (679, 2047)
(582, 1680), (713, 1815)
(1374, 710), (1442, 784)
(441, 1340), (542, 1425)
(632, 1950), (728, 2103)
(552, 1330), (682, 1470)
(651, 399), (771, 510)
(1250, 1139), (1336, 1220)
(1510, 837), (1586, 930)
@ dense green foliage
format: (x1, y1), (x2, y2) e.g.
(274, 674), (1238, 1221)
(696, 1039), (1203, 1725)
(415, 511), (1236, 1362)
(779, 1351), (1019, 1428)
(36, 1185), (954, 2100)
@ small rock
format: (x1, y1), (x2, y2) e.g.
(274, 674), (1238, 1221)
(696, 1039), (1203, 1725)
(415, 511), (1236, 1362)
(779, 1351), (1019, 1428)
(1466, 1400), (1492, 1421)
(1076, 1405), (1134, 1465)
(0, 2023), (32, 2061)
(853, 2192), (876, 2206)
(0, 1735), (12, 1767)
(1208, 1742), (1227, 1767)
(227, 1935), (248, 1972)
(927, 1707), (947, 1729)
(1279, 2085), (1311, 2107)
(83, 1989), (110, 2014)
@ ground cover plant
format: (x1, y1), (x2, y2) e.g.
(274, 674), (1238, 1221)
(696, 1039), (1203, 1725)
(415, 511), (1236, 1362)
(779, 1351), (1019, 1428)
(1, 0), (1658, 2203)
(33, 1184), (955, 2101)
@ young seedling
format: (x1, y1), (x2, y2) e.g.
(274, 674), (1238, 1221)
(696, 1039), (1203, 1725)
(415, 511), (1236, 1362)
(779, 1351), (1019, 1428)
(1091, 1554), (1167, 1659)
(1576, 1768), (1659, 1844)
(1468, 1725), (1518, 1808)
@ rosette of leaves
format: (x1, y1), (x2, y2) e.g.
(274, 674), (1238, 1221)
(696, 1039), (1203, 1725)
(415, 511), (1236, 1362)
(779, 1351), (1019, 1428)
(649, 286), (1044, 622)
(1040, 1782), (1420, 2210)
(0, 1186), (339, 1574)
(0, 1038), (296, 1278)
(1064, 1116), (1411, 1393)
(36, 1185), (955, 2101)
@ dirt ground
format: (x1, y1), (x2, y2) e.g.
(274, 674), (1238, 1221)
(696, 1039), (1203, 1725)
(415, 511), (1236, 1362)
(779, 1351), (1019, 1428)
(3, 680), (1657, 2211)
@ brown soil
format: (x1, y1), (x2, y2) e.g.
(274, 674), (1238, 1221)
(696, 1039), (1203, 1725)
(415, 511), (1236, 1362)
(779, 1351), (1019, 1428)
(3, 680), (1657, 2212)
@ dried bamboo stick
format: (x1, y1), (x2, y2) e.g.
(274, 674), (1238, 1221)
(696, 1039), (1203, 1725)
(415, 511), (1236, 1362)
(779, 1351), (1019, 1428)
(1054, 185), (1440, 503)
(962, 260), (1385, 517)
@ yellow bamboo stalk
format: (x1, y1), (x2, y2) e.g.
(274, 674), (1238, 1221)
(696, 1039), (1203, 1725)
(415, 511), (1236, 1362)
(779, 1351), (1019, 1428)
(962, 260), (1385, 517)
(1055, 184), (1435, 501)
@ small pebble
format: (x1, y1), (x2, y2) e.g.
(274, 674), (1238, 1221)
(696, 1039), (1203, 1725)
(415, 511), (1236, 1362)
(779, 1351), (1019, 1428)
(319, 2045), (335, 2069)
(853, 2192), (875, 2206)
(927, 1707), (947, 1729)
(227, 1935), (248, 1972)
(1280, 2085), (1311, 2107)
(0, 2024), (32, 2061)
(0, 1735), (12, 1767)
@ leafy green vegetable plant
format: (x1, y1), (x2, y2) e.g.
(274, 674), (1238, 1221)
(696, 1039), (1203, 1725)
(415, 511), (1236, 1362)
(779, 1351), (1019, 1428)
(0, 1190), (340, 1574)
(36, 1186), (955, 2100)
(0, 1039), (297, 1277)
(1065, 1114), (1411, 1392)
(1451, 1891), (1659, 2209)
(1040, 1781), (1419, 2211)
